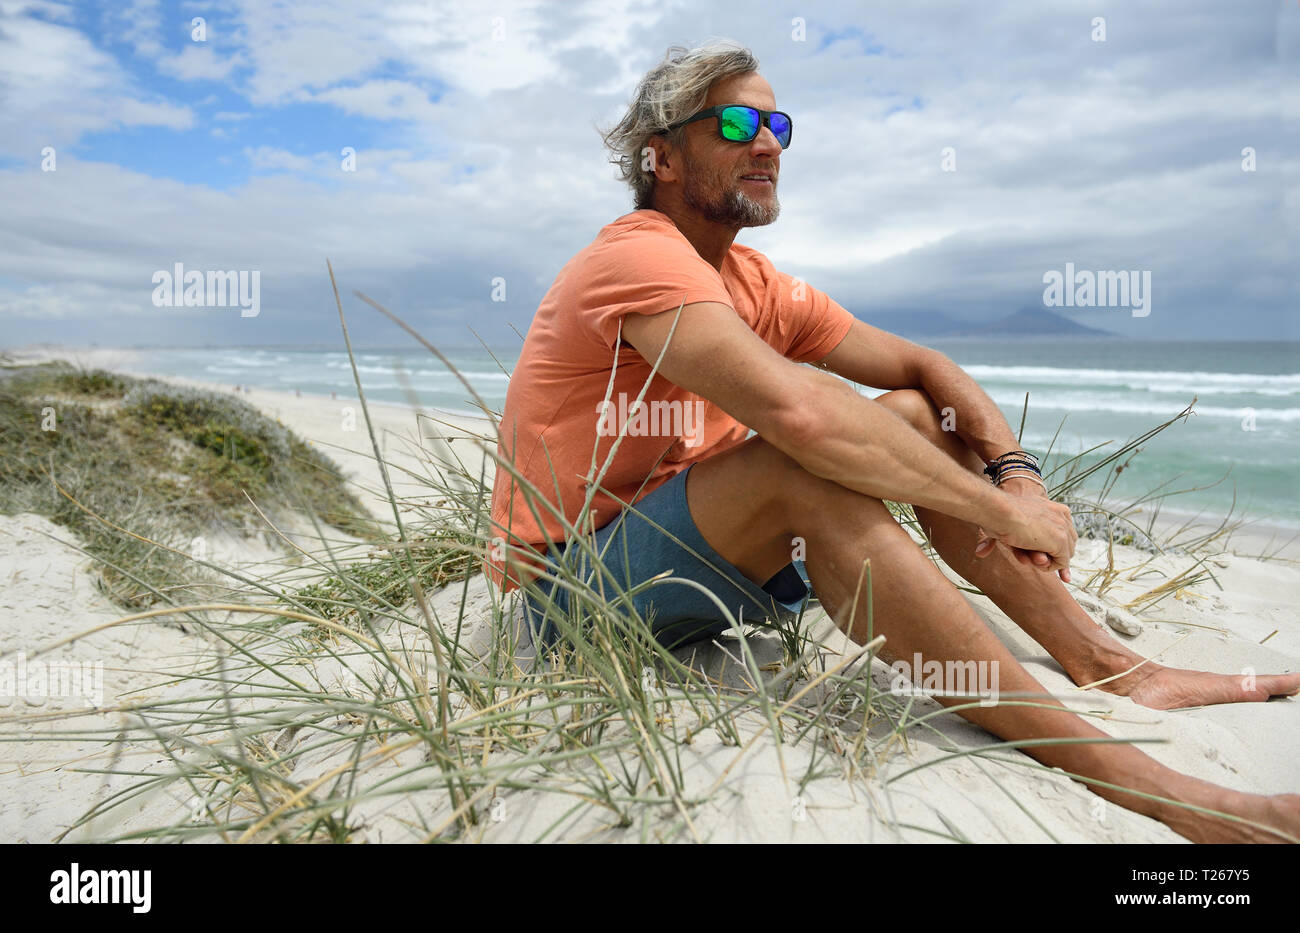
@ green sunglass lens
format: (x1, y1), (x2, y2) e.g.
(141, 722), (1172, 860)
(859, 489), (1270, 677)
(719, 107), (760, 141)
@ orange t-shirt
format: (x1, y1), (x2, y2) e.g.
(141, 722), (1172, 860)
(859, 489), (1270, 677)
(485, 209), (855, 591)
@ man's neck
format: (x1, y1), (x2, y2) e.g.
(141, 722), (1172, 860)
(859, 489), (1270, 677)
(647, 199), (738, 272)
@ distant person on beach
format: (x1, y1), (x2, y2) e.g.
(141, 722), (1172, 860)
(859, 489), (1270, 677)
(487, 40), (1300, 843)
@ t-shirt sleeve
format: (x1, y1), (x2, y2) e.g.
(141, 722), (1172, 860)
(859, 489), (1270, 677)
(577, 223), (735, 350)
(775, 271), (857, 363)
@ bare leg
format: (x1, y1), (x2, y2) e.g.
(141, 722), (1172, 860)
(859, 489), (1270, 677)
(685, 434), (1300, 843)
(874, 388), (1300, 710)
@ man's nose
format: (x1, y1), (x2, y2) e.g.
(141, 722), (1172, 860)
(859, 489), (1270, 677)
(749, 125), (783, 157)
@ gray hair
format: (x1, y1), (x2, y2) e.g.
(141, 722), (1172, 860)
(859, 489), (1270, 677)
(600, 40), (760, 210)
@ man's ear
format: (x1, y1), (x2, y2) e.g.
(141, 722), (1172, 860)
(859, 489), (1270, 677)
(645, 134), (681, 184)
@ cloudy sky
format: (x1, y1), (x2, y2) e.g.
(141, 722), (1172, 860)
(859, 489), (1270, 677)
(1, 0), (1295, 349)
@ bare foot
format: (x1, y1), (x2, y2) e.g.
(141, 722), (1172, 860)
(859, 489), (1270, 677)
(1165, 791), (1300, 844)
(1087, 658), (1300, 711)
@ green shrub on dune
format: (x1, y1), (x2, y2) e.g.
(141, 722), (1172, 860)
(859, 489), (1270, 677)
(0, 361), (373, 608)
(125, 382), (289, 475)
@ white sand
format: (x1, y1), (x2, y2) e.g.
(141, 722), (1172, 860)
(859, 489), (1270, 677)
(1, 355), (1297, 843)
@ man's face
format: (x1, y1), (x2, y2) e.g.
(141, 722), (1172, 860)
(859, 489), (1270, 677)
(676, 71), (782, 228)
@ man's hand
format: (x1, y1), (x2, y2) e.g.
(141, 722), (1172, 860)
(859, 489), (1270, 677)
(976, 477), (1075, 582)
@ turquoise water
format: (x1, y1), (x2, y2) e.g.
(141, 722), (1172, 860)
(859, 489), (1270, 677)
(924, 339), (1299, 526)
(111, 338), (1300, 526)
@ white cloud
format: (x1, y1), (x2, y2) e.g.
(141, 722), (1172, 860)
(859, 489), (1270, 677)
(0, 279), (142, 319)
(157, 44), (245, 81)
(241, 146), (330, 174)
(0, 8), (193, 154)
(114, 96), (195, 129)
(0, 0), (73, 21)
(231, 0), (401, 105)
(102, 0), (164, 59)
(309, 80), (442, 123)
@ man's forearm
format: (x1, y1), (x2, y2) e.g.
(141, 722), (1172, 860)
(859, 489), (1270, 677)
(916, 351), (1022, 464)
(774, 373), (1017, 535)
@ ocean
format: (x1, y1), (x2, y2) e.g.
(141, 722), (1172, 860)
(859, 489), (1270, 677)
(106, 338), (1300, 528)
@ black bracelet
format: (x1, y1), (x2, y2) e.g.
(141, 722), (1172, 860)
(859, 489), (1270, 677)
(985, 460), (1040, 477)
(983, 451), (1041, 481)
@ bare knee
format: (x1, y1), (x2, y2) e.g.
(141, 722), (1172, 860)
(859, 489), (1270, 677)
(739, 438), (895, 537)
(720, 437), (864, 527)
(741, 436), (815, 505)
(876, 388), (939, 432)
(876, 388), (968, 454)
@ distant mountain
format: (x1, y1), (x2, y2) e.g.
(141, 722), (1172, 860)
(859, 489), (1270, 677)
(857, 311), (972, 337)
(972, 307), (1117, 337)
(861, 307), (1116, 339)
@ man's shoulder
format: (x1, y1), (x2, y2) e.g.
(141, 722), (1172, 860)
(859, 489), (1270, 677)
(726, 240), (773, 266)
(593, 208), (683, 248)
(724, 240), (784, 286)
(544, 211), (674, 283)
(571, 210), (716, 277)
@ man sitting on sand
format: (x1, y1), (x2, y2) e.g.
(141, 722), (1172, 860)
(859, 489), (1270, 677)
(486, 40), (1300, 843)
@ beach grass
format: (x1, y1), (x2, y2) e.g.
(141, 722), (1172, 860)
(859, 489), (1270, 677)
(3, 322), (1292, 844)
(0, 360), (374, 611)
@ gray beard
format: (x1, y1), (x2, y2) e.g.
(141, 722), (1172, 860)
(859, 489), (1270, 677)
(681, 153), (780, 227)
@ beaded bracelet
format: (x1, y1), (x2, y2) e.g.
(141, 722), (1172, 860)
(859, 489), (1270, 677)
(994, 468), (1047, 491)
(994, 462), (1040, 479)
(982, 450), (1041, 482)
(985, 449), (1039, 466)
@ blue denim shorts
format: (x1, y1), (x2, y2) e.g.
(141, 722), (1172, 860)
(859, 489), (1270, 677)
(520, 463), (812, 651)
